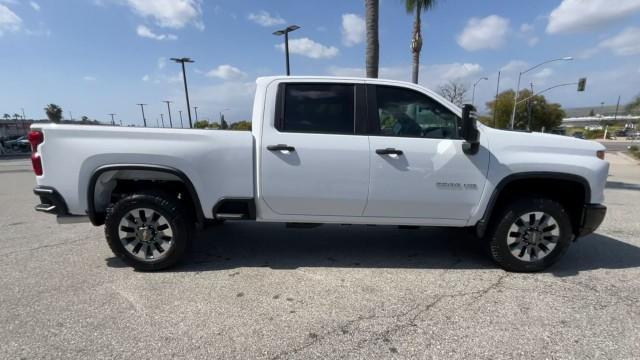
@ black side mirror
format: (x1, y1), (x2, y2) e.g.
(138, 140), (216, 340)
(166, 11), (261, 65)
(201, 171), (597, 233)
(461, 104), (480, 155)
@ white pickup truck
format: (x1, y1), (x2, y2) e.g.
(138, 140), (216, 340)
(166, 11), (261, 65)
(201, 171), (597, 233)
(29, 76), (608, 272)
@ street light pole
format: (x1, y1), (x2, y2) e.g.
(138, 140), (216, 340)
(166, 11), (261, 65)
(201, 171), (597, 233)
(510, 57), (573, 129)
(273, 25), (300, 76)
(471, 76), (488, 106)
(170, 57), (195, 128)
(178, 110), (184, 128)
(108, 113), (116, 125)
(160, 113), (165, 128)
(163, 101), (173, 128)
(493, 71), (501, 127)
(193, 106), (199, 122)
(137, 103), (147, 127)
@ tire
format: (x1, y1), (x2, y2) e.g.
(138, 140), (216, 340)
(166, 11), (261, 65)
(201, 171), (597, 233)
(486, 197), (573, 272)
(105, 191), (190, 271)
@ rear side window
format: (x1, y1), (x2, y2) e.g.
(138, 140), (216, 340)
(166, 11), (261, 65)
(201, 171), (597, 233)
(280, 84), (355, 134)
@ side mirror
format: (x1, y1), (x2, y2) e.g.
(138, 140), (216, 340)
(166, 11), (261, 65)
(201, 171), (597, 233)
(461, 104), (480, 155)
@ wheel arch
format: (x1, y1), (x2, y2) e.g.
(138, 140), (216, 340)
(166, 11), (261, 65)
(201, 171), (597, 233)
(476, 172), (591, 238)
(87, 164), (205, 227)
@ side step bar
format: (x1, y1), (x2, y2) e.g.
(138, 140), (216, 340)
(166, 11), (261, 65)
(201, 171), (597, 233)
(215, 213), (246, 220)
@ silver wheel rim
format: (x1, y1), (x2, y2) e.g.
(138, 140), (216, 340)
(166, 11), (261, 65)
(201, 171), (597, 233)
(118, 208), (174, 262)
(507, 211), (560, 262)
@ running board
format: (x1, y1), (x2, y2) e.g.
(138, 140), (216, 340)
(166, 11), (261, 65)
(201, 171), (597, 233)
(215, 213), (246, 220)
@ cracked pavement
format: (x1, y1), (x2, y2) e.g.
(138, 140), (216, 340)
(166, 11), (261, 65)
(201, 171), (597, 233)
(1, 154), (639, 359)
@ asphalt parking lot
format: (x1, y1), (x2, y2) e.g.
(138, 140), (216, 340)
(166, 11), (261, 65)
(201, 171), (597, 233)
(1, 154), (639, 359)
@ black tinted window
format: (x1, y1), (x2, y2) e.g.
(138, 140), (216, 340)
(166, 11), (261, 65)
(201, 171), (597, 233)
(376, 86), (458, 139)
(282, 84), (355, 134)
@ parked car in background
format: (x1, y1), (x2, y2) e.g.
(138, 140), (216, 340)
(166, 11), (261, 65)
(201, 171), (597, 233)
(573, 132), (584, 139)
(4, 135), (29, 151)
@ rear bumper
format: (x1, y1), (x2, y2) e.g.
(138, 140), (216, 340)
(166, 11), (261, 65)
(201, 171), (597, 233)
(34, 186), (69, 216)
(33, 186), (89, 223)
(578, 204), (607, 237)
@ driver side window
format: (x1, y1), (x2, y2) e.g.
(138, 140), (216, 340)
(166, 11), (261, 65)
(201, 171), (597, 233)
(375, 85), (459, 139)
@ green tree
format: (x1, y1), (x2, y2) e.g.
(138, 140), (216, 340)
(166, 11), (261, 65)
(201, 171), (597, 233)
(485, 90), (565, 131)
(365, 0), (379, 78)
(626, 95), (640, 114)
(3, 113), (10, 121)
(405, 0), (437, 84)
(588, 109), (595, 116)
(229, 121), (252, 131)
(44, 104), (63, 123)
(193, 120), (209, 129)
(220, 116), (229, 130)
(80, 116), (89, 122)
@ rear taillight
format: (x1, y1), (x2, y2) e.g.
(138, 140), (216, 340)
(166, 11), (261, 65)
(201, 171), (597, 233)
(28, 130), (44, 176)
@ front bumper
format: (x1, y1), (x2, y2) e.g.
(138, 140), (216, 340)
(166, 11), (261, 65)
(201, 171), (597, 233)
(578, 204), (607, 237)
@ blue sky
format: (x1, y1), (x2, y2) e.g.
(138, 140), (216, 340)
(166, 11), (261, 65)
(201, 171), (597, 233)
(1, 0), (639, 125)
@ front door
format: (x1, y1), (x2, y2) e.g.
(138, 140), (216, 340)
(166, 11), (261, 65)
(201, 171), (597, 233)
(260, 82), (370, 216)
(363, 84), (490, 220)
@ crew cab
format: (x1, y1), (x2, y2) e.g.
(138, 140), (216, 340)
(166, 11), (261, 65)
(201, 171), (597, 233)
(29, 76), (609, 272)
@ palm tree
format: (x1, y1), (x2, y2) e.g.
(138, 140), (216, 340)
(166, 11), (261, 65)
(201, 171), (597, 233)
(44, 104), (63, 123)
(365, 0), (379, 78)
(3, 113), (10, 121)
(405, 0), (437, 84)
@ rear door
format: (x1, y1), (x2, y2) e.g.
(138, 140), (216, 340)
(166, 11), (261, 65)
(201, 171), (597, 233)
(260, 81), (370, 216)
(363, 84), (490, 220)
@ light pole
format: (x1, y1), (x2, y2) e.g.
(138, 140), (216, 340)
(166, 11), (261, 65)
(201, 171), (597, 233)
(193, 106), (199, 122)
(471, 76), (488, 106)
(493, 71), (501, 127)
(163, 100), (173, 128)
(108, 113), (116, 125)
(273, 25), (300, 76)
(160, 113), (165, 128)
(171, 57), (194, 128)
(510, 57), (573, 129)
(178, 110), (184, 128)
(137, 103), (147, 127)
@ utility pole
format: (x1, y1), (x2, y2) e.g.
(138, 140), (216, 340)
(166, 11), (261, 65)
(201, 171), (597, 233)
(108, 113), (116, 125)
(160, 113), (165, 128)
(178, 110), (184, 128)
(69, 111), (73, 121)
(162, 101), (173, 128)
(193, 106), (199, 122)
(527, 82), (534, 131)
(137, 103), (148, 127)
(493, 71), (500, 128)
(614, 95), (621, 122)
(156, 118), (159, 127)
(170, 57), (195, 128)
(21, 107), (27, 133)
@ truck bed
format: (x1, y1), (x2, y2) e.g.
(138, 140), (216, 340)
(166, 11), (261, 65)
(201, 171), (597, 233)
(33, 124), (255, 218)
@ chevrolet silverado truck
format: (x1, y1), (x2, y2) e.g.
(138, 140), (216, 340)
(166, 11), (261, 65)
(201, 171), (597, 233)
(28, 76), (608, 272)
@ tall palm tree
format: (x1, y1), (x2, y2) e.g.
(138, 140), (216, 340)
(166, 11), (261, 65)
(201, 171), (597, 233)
(405, 0), (437, 84)
(365, 0), (379, 78)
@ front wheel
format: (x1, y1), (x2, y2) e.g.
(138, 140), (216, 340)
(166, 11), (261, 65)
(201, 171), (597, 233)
(105, 191), (190, 271)
(487, 197), (573, 272)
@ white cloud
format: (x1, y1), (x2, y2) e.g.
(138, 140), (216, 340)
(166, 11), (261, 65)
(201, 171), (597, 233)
(157, 57), (166, 69)
(546, 0), (640, 34)
(206, 64), (247, 80)
(123, 0), (202, 29)
(276, 38), (339, 59)
(0, 4), (21, 36)
(142, 74), (150, 82)
(520, 23), (533, 33)
(168, 71), (183, 83)
(327, 66), (409, 80)
(341, 13), (365, 47)
(247, 10), (285, 27)
(528, 37), (539, 47)
(598, 26), (640, 56)
(190, 81), (257, 121)
(533, 68), (553, 79)
(136, 24), (177, 40)
(83, 76), (97, 81)
(500, 60), (529, 73)
(29, 1), (39, 11)
(457, 15), (510, 51)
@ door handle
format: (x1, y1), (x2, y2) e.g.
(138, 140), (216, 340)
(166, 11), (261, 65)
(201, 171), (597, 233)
(375, 148), (403, 155)
(267, 144), (295, 152)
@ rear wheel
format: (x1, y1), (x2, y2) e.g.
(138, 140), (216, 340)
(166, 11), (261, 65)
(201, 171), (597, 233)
(487, 197), (573, 272)
(105, 191), (190, 271)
